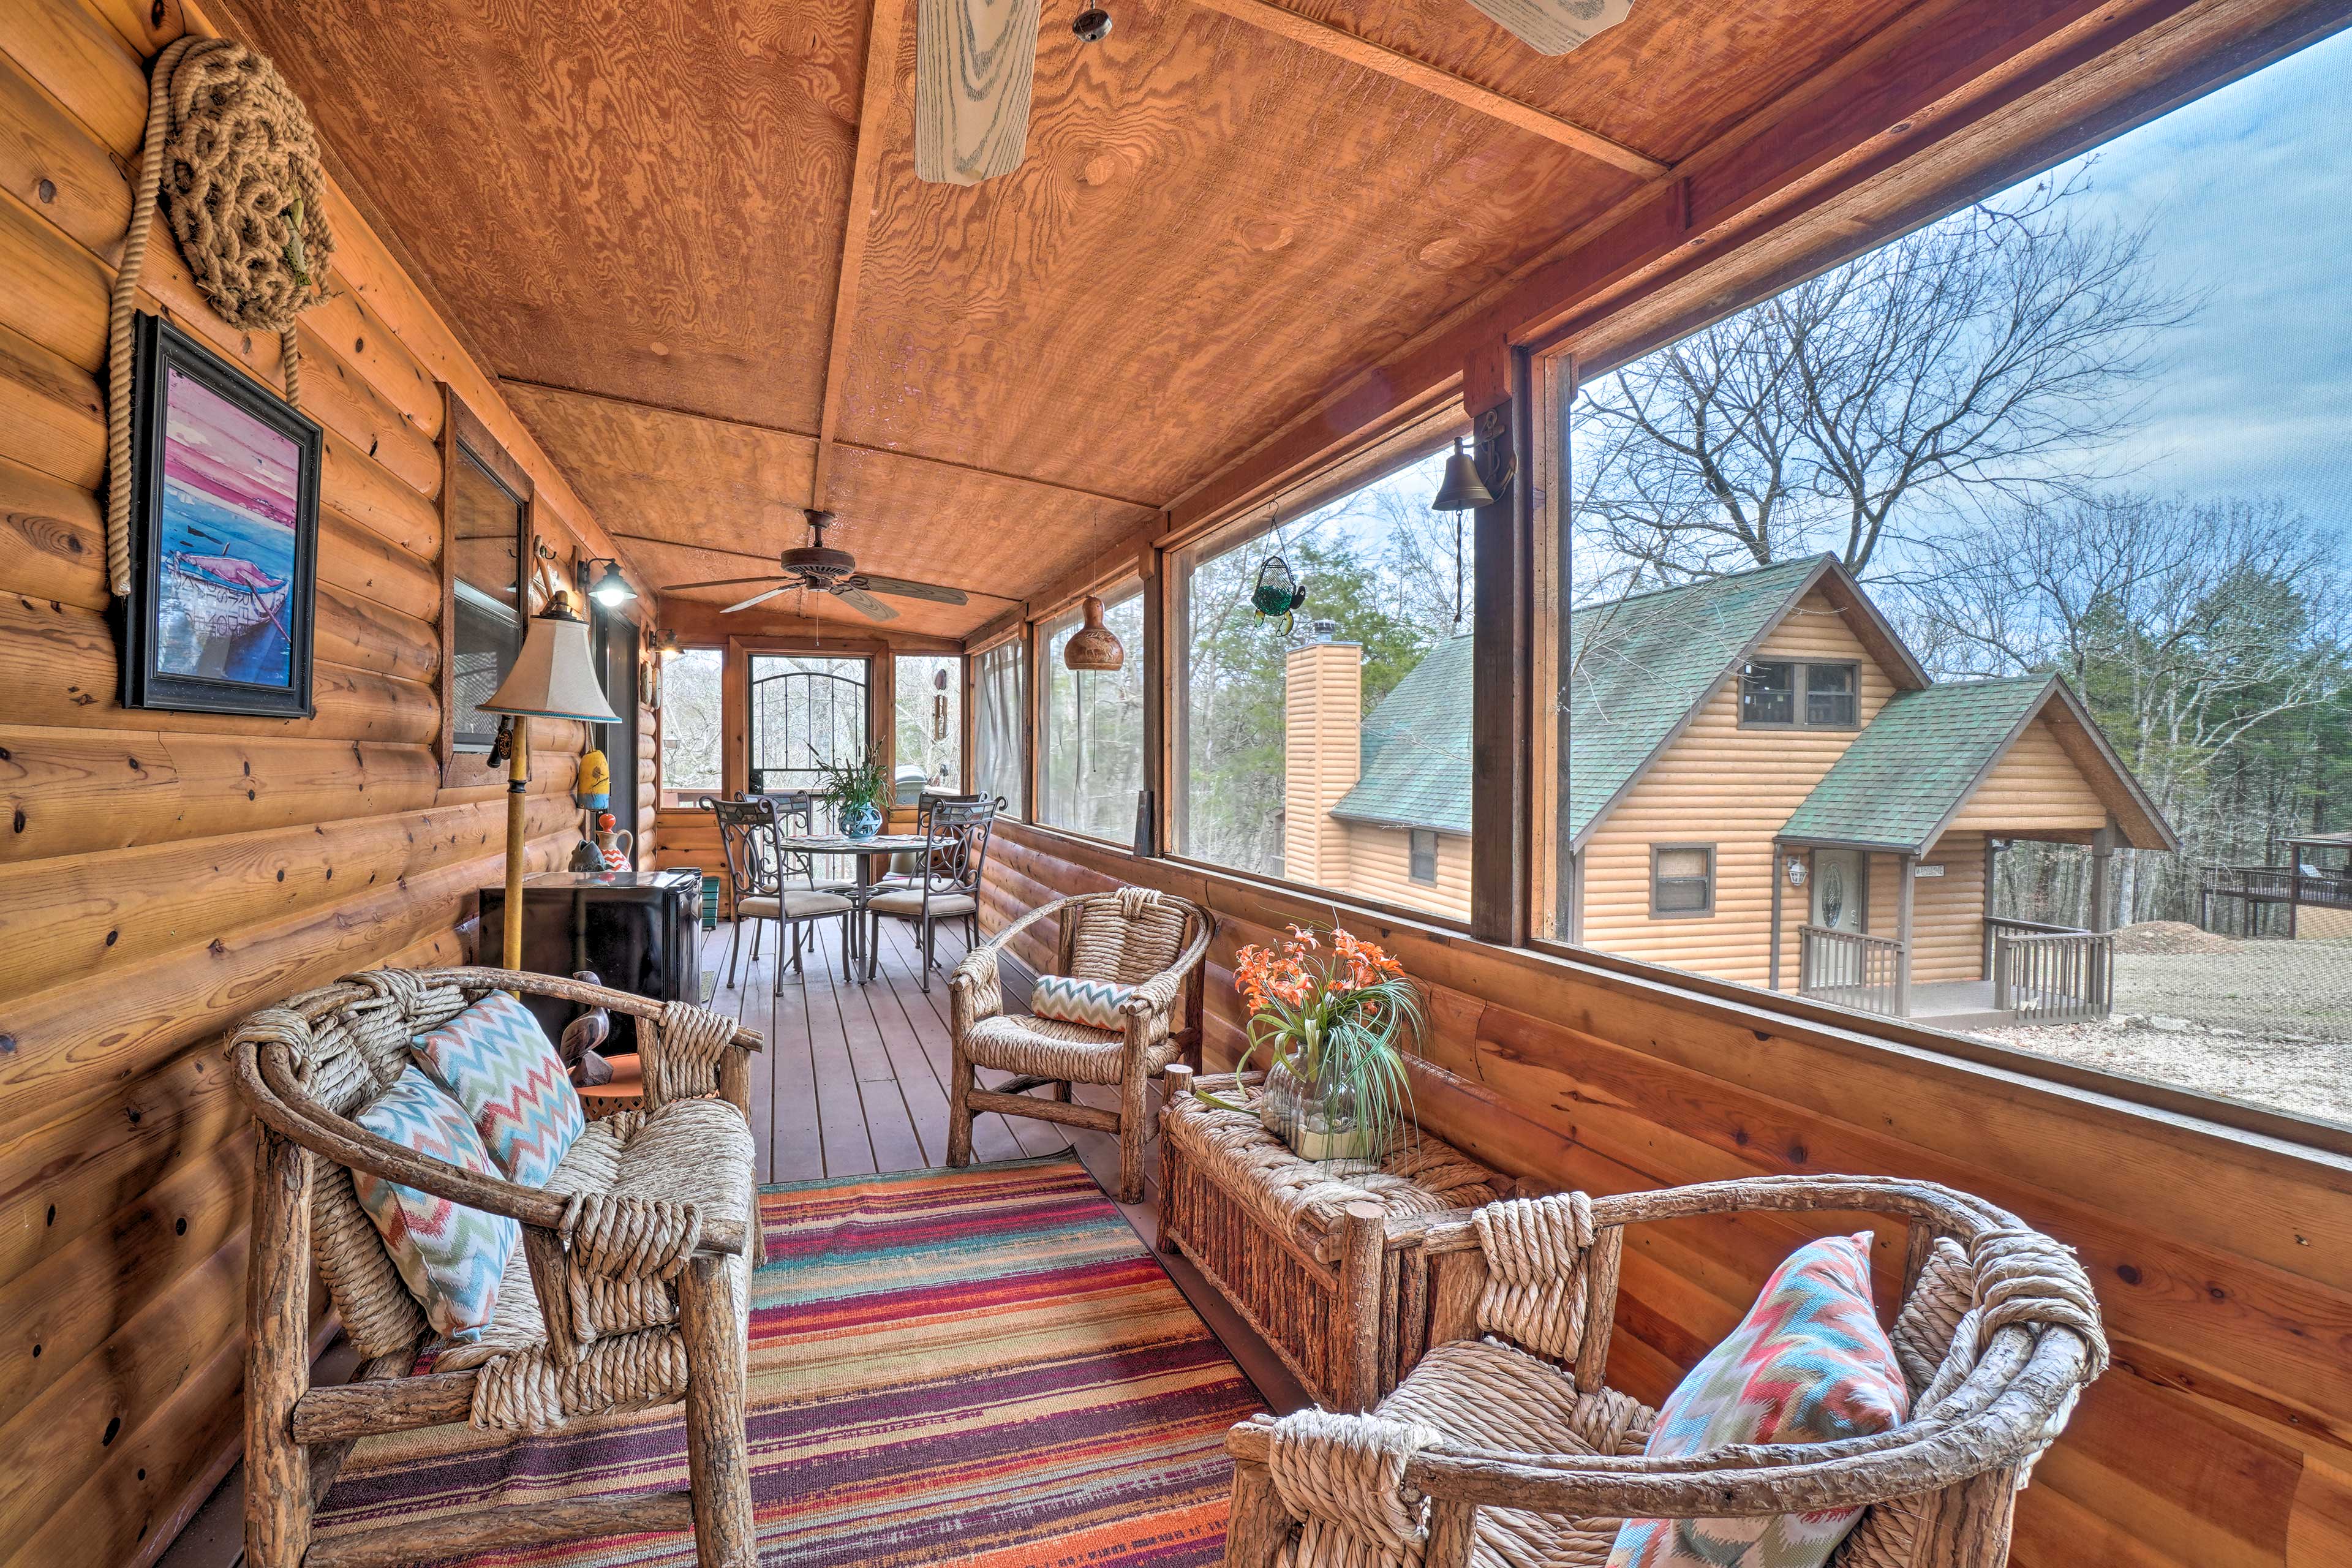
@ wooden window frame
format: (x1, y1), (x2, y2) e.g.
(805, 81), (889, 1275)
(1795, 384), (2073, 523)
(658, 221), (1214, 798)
(655, 643), (726, 809)
(1738, 660), (1861, 733)
(1649, 843), (1717, 919)
(435, 389), (537, 789)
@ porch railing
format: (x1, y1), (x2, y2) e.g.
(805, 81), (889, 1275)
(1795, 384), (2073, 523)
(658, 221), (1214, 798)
(1989, 919), (2113, 1022)
(1798, 925), (1905, 1017)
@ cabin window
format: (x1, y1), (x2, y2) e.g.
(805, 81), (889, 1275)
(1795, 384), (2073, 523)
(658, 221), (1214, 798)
(1409, 830), (1438, 884)
(894, 654), (962, 799)
(447, 448), (527, 754)
(658, 647), (723, 799)
(1528, 31), (2352, 1131)
(1738, 662), (1856, 729)
(1650, 846), (1715, 917)
(973, 635), (1027, 816)
(1167, 418), (1477, 925)
(1038, 586), (1144, 842)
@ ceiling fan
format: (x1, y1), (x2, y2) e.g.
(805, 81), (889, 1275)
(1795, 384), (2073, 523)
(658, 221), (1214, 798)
(659, 511), (971, 622)
(915, 0), (1634, 184)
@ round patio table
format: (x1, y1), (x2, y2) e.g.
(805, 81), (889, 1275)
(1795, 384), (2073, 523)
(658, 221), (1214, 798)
(774, 832), (950, 983)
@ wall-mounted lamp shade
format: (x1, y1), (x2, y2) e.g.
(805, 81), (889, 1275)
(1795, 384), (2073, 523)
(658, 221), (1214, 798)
(588, 560), (636, 606)
(1063, 595), (1125, 672)
(1431, 437), (1494, 511)
(655, 628), (683, 658)
(480, 593), (622, 723)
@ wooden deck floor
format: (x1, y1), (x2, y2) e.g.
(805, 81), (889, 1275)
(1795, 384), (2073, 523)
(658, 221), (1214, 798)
(156, 916), (1303, 1568)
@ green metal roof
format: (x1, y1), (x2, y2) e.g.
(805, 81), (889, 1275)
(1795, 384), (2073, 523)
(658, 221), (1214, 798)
(1331, 557), (1831, 837)
(1778, 676), (2056, 853)
(1332, 633), (1476, 833)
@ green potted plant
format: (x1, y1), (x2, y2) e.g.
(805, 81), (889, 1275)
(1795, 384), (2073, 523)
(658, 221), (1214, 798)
(807, 745), (889, 840)
(1204, 922), (1428, 1161)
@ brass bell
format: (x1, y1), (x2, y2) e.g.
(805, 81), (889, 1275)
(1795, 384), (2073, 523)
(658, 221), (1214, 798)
(1431, 437), (1494, 511)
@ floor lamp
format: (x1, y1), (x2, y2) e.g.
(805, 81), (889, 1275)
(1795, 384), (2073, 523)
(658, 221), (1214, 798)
(478, 590), (622, 970)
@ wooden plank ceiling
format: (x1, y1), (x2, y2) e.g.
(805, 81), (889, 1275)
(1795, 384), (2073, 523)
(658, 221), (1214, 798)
(224, 0), (1920, 638)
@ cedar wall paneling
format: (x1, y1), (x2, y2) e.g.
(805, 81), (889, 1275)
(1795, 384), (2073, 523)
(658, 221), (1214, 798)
(0, 4), (630, 1561)
(984, 821), (2352, 1568)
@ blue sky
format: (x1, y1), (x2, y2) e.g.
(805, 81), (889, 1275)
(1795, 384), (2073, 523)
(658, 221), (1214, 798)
(2041, 28), (2352, 528)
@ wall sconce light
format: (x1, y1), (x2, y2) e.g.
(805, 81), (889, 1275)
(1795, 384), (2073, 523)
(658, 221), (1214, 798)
(654, 628), (682, 658)
(581, 557), (636, 608)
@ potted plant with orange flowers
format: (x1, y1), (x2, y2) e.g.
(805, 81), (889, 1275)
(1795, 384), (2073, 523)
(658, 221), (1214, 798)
(1207, 923), (1428, 1161)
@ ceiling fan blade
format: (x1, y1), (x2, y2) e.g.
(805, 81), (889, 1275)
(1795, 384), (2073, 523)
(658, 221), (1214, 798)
(661, 575), (785, 592)
(835, 588), (901, 623)
(723, 586), (795, 614)
(857, 573), (970, 606)
(914, 0), (1039, 184)
(1462, 0), (1631, 55)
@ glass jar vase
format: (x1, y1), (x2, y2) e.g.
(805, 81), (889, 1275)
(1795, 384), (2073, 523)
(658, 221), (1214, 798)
(1259, 1053), (1371, 1162)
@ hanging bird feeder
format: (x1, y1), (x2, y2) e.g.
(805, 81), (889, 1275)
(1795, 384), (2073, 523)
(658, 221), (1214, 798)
(1251, 554), (1308, 634)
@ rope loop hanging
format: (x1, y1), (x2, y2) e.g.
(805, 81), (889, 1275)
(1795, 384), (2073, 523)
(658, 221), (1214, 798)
(105, 36), (334, 595)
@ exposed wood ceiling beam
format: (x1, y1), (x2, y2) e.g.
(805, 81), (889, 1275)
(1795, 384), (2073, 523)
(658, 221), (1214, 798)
(500, 377), (1162, 510)
(812, 0), (913, 509)
(1181, 0), (1668, 178)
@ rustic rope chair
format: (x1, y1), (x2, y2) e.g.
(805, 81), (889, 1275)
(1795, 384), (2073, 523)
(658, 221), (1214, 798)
(867, 795), (1000, 989)
(230, 967), (766, 1568)
(1222, 1175), (2108, 1568)
(947, 887), (1215, 1201)
(706, 793), (853, 990)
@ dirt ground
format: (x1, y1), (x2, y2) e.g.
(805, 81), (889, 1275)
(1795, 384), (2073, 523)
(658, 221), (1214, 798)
(1975, 935), (2352, 1125)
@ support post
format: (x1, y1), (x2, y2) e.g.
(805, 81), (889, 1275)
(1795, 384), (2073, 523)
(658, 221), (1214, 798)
(1768, 842), (1784, 992)
(1332, 1200), (1387, 1412)
(1894, 853), (1917, 1019)
(1982, 837), (1999, 979)
(1469, 362), (1530, 947)
(246, 1128), (315, 1568)
(2089, 820), (2116, 933)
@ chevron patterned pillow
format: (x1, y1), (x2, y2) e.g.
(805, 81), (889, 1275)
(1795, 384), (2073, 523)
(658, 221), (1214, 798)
(1028, 973), (1138, 1030)
(412, 990), (584, 1190)
(352, 1066), (521, 1339)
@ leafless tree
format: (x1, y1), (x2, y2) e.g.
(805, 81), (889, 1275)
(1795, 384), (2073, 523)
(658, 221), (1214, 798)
(1574, 172), (2195, 580)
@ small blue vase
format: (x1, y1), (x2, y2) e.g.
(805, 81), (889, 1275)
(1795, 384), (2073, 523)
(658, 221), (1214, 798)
(842, 801), (881, 840)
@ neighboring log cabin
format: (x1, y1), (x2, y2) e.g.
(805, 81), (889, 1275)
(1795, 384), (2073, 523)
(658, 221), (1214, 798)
(1284, 557), (2177, 1022)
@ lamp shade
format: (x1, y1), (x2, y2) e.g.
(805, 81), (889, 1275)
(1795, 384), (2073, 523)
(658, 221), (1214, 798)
(480, 594), (622, 723)
(588, 560), (636, 606)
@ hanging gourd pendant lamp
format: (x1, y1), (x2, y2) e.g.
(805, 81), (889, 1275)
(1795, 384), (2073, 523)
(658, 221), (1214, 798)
(1063, 594), (1125, 671)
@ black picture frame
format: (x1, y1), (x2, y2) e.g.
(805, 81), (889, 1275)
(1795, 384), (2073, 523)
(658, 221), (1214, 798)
(118, 312), (322, 718)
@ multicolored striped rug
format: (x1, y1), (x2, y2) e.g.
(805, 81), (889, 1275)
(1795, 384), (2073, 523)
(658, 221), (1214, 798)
(313, 1159), (1265, 1565)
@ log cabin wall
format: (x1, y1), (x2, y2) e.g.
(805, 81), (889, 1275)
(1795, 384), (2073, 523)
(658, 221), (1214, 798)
(982, 821), (2352, 1568)
(0, 2), (645, 1561)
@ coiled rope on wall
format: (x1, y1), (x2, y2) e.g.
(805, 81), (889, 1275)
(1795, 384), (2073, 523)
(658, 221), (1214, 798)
(105, 36), (334, 596)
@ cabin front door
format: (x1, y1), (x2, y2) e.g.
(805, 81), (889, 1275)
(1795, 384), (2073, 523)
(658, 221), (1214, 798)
(1812, 851), (1863, 933)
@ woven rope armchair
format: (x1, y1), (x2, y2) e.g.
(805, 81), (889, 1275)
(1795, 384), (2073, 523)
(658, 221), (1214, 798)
(229, 967), (766, 1568)
(946, 887), (1215, 1202)
(1223, 1175), (2109, 1568)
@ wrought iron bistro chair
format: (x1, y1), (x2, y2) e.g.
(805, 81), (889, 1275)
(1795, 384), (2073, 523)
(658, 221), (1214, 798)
(228, 968), (765, 1568)
(706, 794), (853, 991)
(865, 794), (1001, 990)
(947, 887), (1214, 1202)
(1219, 1175), (2110, 1568)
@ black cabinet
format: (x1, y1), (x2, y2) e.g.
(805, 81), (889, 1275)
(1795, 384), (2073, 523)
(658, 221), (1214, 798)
(477, 869), (704, 1054)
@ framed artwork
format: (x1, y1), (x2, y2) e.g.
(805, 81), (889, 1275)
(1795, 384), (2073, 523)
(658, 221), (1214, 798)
(118, 312), (322, 718)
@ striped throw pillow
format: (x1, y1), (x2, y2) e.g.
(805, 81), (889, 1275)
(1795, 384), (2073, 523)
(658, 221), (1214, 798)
(1028, 974), (1138, 1030)
(1608, 1232), (1908, 1568)
(352, 1066), (521, 1339)
(412, 991), (584, 1189)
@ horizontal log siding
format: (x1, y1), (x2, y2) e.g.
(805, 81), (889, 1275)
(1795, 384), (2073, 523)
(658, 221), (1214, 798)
(0, 4), (630, 1561)
(984, 818), (2352, 1568)
(1948, 718), (2112, 837)
(1337, 822), (1472, 922)
(1579, 589), (1897, 989)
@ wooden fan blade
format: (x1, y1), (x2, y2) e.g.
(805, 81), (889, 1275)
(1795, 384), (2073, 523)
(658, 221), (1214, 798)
(723, 586), (794, 614)
(1462, 0), (1630, 55)
(835, 588), (901, 622)
(857, 574), (970, 606)
(914, 0), (1039, 184)
(662, 575), (784, 592)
